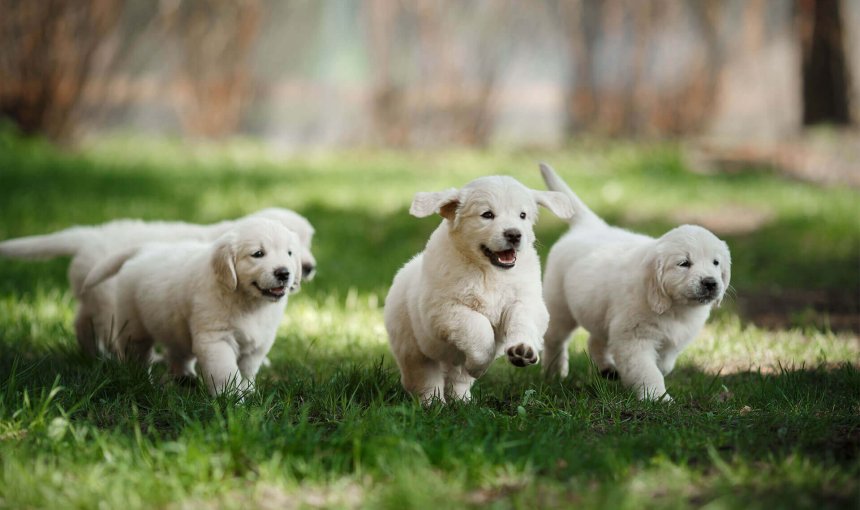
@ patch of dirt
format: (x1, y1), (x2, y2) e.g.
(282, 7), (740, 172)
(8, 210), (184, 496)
(737, 288), (860, 333)
(686, 129), (860, 188)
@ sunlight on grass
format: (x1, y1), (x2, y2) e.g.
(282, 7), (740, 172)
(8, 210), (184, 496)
(1, 135), (858, 509)
(687, 317), (860, 374)
(281, 292), (388, 351)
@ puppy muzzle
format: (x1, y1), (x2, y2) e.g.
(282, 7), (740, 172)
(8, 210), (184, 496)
(481, 243), (518, 269)
(694, 277), (720, 303)
(252, 269), (292, 301)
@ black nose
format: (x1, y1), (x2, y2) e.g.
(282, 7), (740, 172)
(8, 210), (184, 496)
(274, 267), (290, 282)
(702, 277), (718, 292)
(504, 228), (522, 246)
(302, 263), (316, 279)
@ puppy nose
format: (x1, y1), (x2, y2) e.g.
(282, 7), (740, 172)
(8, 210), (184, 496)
(302, 263), (316, 280)
(274, 267), (291, 282)
(504, 228), (522, 246)
(702, 277), (718, 291)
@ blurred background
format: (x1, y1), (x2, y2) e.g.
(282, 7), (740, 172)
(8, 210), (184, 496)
(0, 0), (858, 150)
(0, 0), (858, 332)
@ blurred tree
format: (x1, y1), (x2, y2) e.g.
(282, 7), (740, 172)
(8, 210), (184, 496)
(0, 0), (122, 141)
(562, 0), (723, 137)
(364, 0), (517, 147)
(162, 0), (262, 138)
(800, 0), (851, 125)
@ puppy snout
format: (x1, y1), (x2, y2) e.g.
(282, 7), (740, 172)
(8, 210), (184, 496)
(503, 228), (522, 247)
(701, 277), (718, 292)
(274, 267), (291, 282)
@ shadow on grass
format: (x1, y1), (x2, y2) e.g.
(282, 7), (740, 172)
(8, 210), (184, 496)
(2, 338), (858, 486)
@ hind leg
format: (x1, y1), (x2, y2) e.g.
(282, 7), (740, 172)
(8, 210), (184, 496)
(111, 315), (154, 366)
(542, 296), (577, 378)
(116, 332), (155, 365)
(390, 329), (445, 404)
(445, 365), (475, 402)
(399, 351), (445, 405)
(74, 307), (99, 358)
(587, 335), (617, 379)
(166, 345), (197, 379)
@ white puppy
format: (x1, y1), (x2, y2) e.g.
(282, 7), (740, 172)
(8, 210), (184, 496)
(0, 208), (315, 356)
(82, 217), (302, 395)
(539, 164), (731, 401)
(384, 176), (574, 404)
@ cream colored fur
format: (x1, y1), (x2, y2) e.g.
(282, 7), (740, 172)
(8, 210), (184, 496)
(384, 175), (574, 404)
(82, 218), (302, 395)
(0, 208), (315, 357)
(539, 164), (731, 401)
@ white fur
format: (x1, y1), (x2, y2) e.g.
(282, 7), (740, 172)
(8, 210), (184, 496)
(83, 218), (302, 395)
(0, 208), (315, 357)
(384, 175), (574, 404)
(539, 163), (731, 401)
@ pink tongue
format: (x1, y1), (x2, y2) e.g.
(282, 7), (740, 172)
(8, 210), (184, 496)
(497, 250), (516, 264)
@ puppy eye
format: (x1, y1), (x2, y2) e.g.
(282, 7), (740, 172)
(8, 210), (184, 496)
(288, 251), (293, 256)
(713, 259), (719, 266)
(519, 212), (527, 220)
(678, 260), (691, 268)
(481, 211), (495, 219)
(251, 250), (265, 258)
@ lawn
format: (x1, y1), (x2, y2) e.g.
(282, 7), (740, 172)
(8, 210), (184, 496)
(0, 132), (858, 509)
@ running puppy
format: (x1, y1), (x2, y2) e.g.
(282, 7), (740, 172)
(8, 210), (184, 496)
(83, 218), (302, 395)
(539, 163), (731, 401)
(384, 176), (574, 404)
(0, 208), (315, 356)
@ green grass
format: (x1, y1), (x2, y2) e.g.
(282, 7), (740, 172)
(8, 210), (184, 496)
(0, 132), (858, 509)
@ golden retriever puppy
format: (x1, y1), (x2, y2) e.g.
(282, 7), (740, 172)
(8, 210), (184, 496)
(0, 208), (315, 356)
(385, 175), (574, 404)
(82, 218), (302, 395)
(539, 163), (731, 401)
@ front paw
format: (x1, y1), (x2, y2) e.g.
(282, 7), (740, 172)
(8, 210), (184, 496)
(506, 343), (539, 367)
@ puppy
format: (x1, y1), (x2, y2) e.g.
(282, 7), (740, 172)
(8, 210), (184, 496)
(539, 164), (731, 401)
(384, 176), (574, 404)
(82, 218), (302, 395)
(0, 208), (315, 356)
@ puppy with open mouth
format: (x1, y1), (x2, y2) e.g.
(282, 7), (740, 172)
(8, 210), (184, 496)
(0, 207), (316, 359)
(539, 163), (731, 401)
(384, 175), (574, 404)
(82, 217), (302, 396)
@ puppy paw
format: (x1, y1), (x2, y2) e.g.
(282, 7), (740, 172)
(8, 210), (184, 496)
(506, 343), (538, 367)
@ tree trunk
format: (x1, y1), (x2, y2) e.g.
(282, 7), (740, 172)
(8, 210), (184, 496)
(800, 0), (851, 125)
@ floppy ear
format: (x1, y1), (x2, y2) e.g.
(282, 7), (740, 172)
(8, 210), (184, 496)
(532, 190), (574, 220)
(409, 188), (460, 220)
(715, 242), (732, 308)
(211, 235), (238, 291)
(646, 254), (671, 315)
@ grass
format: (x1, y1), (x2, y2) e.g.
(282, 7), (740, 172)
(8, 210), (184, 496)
(0, 131), (858, 509)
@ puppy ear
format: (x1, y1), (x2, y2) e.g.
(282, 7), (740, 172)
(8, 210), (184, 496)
(532, 190), (574, 220)
(646, 255), (671, 315)
(715, 241), (732, 308)
(410, 188), (460, 220)
(211, 234), (238, 291)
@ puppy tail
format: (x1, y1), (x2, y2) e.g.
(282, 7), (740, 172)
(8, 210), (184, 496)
(81, 247), (139, 293)
(539, 163), (605, 227)
(0, 227), (95, 260)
